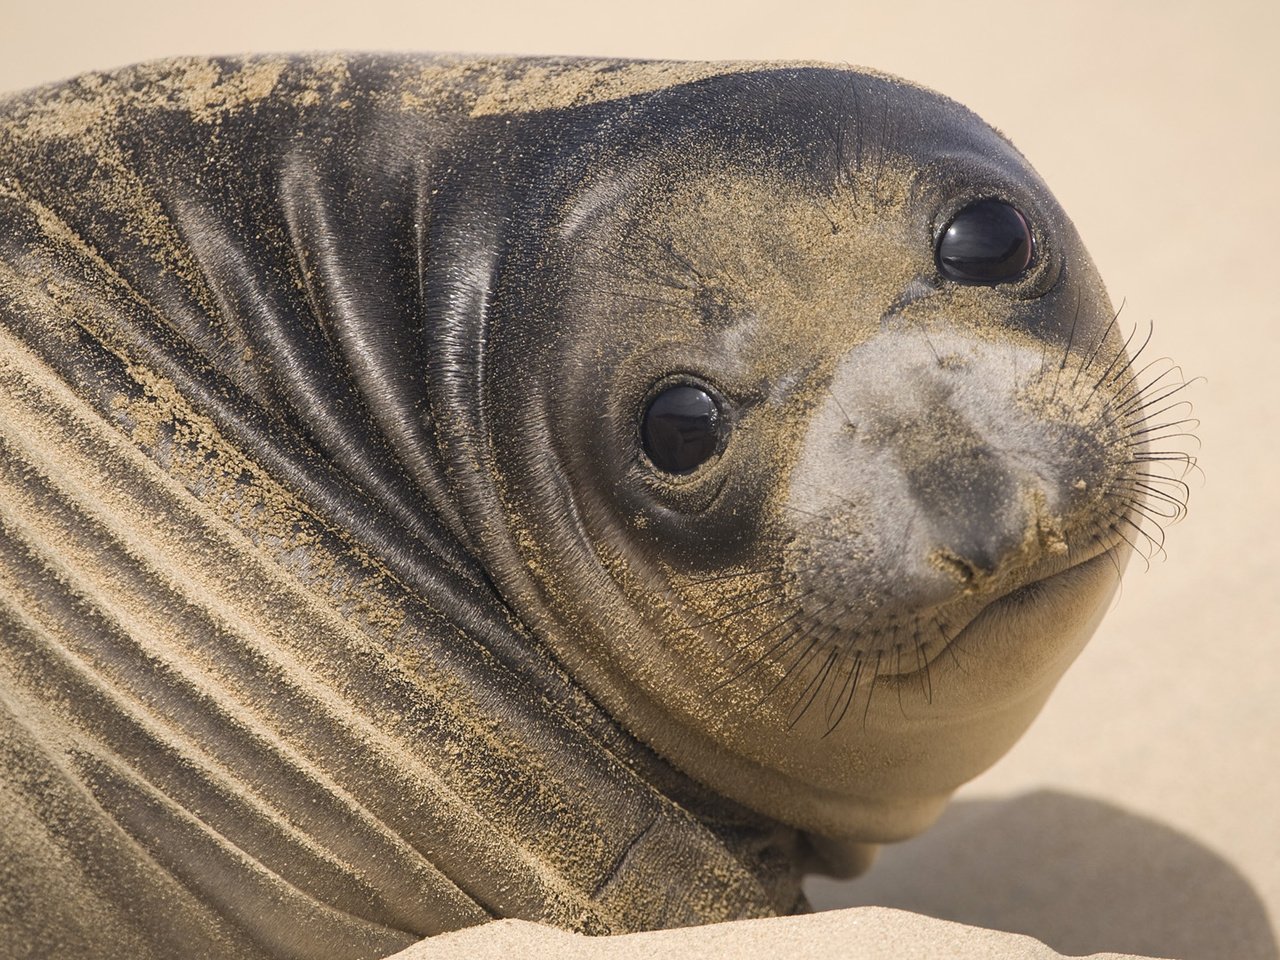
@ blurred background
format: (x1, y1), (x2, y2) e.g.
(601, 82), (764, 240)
(4, 3), (1276, 958)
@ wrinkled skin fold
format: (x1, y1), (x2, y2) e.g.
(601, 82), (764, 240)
(0, 56), (1151, 959)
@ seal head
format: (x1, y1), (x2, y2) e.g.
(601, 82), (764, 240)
(459, 68), (1154, 846)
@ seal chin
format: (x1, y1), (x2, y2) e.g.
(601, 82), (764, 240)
(717, 542), (1127, 844)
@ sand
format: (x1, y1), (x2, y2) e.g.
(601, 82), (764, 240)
(1, 2), (1275, 959)
(392, 909), (1160, 959)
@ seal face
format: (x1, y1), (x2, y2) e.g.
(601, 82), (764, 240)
(0, 55), (1190, 957)
(486, 75), (1161, 843)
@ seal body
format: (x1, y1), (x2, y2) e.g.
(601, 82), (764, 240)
(0, 56), (1170, 958)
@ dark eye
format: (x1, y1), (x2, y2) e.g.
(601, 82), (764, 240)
(936, 199), (1034, 284)
(641, 383), (724, 474)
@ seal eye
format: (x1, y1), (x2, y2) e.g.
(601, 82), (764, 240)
(936, 199), (1034, 284)
(641, 384), (723, 474)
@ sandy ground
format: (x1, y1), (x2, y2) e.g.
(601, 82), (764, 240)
(3, 2), (1275, 958)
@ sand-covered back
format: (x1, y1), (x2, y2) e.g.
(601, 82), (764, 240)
(1, 2), (1275, 959)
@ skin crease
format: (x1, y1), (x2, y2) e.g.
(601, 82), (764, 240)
(0, 56), (1173, 956)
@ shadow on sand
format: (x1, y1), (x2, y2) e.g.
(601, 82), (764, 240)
(805, 790), (1277, 960)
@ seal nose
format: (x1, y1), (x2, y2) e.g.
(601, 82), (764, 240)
(786, 330), (1094, 623)
(834, 340), (1058, 597)
(899, 418), (1027, 583)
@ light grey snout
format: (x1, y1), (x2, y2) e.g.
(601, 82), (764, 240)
(785, 330), (1107, 631)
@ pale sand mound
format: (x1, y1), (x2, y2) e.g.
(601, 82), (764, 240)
(389, 908), (1163, 960)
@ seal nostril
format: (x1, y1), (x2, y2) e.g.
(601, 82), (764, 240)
(902, 436), (1028, 586)
(932, 550), (979, 588)
(935, 538), (1005, 582)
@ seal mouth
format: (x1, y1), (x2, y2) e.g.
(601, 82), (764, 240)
(890, 544), (1124, 681)
(707, 534), (1128, 730)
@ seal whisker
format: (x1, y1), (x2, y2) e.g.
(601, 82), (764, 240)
(1116, 511), (1168, 562)
(1113, 476), (1189, 511)
(1126, 466), (1194, 488)
(909, 314), (945, 367)
(652, 237), (710, 289)
(678, 567), (786, 588)
(1119, 369), (1195, 410)
(786, 648), (840, 729)
(1132, 448), (1201, 468)
(831, 395), (857, 431)
(822, 652), (864, 737)
(710, 597), (820, 690)
(1124, 427), (1201, 448)
(1130, 451), (1201, 475)
(1115, 367), (1195, 415)
(1127, 414), (1202, 440)
(778, 503), (828, 522)
(1048, 291), (1082, 404)
(727, 592), (816, 655)
(819, 115), (853, 192)
(1126, 470), (1193, 501)
(1111, 406), (1200, 444)
(1099, 321), (1157, 392)
(778, 634), (823, 694)
(804, 189), (843, 237)
(1112, 360), (1191, 414)
(709, 632), (798, 695)
(1086, 319), (1140, 386)
(1125, 497), (1179, 536)
(894, 643), (910, 717)
(740, 628), (821, 713)
(940, 621), (967, 674)
(1086, 322), (1149, 401)
(776, 506), (860, 545)
(1083, 357), (1191, 441)
(790, 477), (863, 511)
(1121, 398), (1195, 432)
(1099, 534), (1129, 590)
(771, 626), (825, 684)
(1112, 483), (1187, 521)
(821, 647), (852, 720)
(1111, 529), (1152, 570)
(689, 589), (786, 630)
(1130, 348), (1173, 388)
(860, 652), (885, 731)
(793, 529), (857, 546)
(916, 627), (934, 704)
(720, 594), (843, 701)
(1073, 299), (1125, 389)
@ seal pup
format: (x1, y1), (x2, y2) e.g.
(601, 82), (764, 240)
(0, 55), (1190, 958)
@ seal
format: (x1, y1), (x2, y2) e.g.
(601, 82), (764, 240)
(0, 55), (1189, 958)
